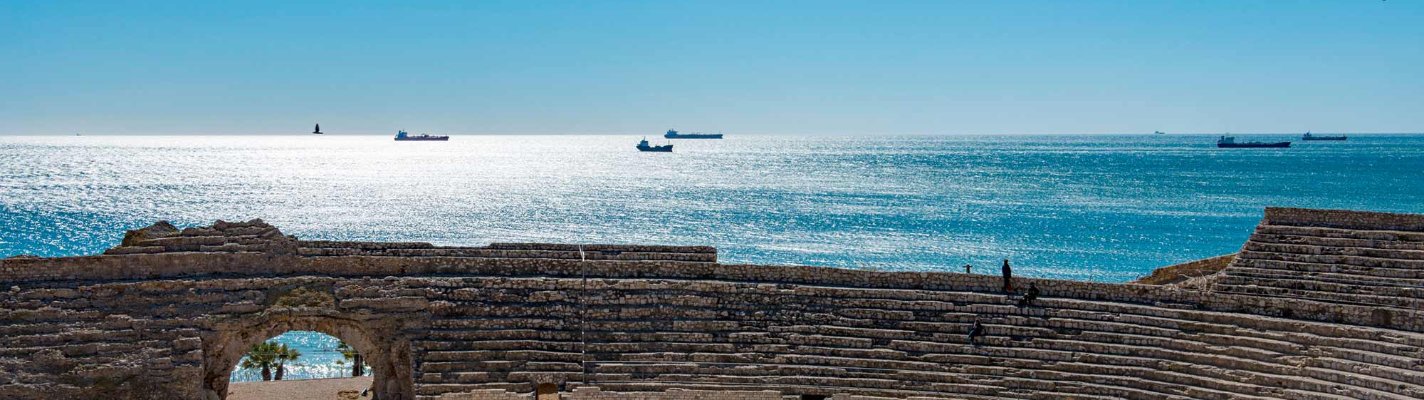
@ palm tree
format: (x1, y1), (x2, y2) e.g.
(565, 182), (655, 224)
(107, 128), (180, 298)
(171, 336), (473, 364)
(240, 341), (302, 381)
(336, 340), (364, 377)
(273, 343), (301, 381)
(239, 342), (280, 381)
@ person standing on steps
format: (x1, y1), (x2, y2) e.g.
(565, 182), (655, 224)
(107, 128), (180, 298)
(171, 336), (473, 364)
(968, 318), (986, 346)
(1001, 259), (1014, 293)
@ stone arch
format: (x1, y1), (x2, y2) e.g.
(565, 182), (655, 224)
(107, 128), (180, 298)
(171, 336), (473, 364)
(201, 311), (414, 400)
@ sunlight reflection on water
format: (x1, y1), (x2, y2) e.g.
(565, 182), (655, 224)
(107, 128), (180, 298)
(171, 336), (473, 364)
(4, 134), (1423, 283)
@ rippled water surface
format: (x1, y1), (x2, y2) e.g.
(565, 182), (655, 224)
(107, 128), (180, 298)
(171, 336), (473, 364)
(3, 134), (1421, 283)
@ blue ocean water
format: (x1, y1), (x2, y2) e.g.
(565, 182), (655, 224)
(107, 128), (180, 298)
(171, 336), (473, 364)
(2, 134), (1421, 284)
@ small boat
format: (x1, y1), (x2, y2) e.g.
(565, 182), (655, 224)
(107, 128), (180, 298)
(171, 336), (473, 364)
(1217, 135), (1290, 148)
(664, 129), (723, 139)
(1153, 131), (1165, 135)
(636, 138), (673, 152)
(394, 130), (449, 141)
(313, 123), (323, 134)
(1301, 131), (1346, 141)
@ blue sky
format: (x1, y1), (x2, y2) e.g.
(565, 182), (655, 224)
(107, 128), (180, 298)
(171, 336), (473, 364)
(2, 1), (1420, 135)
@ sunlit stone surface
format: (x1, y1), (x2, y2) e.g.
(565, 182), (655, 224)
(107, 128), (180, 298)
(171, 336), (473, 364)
(2, 207), (1423, 399)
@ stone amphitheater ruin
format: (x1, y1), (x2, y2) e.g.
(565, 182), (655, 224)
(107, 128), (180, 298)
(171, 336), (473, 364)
(2, 207), (1423, 400)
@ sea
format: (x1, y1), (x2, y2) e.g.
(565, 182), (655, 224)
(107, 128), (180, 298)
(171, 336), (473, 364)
(2, 133), (1420, 381)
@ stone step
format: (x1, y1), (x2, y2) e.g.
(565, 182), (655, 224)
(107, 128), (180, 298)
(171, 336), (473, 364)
(575, 334), (1412, 395)
(561, 325), (1418, 395)
(420, 360), (584, 374)
(1214, 283), (1422, 310)
(420, 328), (582, 342)
(1245, 241), (1424, 262)
(424, 288), (1424, 354)
(421, 349), (583, 363)
(427, 281), (1424, 347)
(299, 240), (438, 250)
(415, 383), (531, 397)
(1220, 267), (1424, 297)
(429, 318), (570, 331)
(1311, 356), (1424, 389)
(1251, 231), (1424, 252)
(580, 380), (1009, 400)
(1230, 258), (1424, 281)
(1235, 248), (1424, 271)
(1257, 224), (1424, 243)
(581, 363), (1286, 400)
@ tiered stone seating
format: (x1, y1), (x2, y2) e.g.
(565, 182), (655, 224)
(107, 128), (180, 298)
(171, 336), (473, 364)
(405, 277), (1424, 400)
(3, 208), (1424, 400)
(1215, 208), (1424, 311)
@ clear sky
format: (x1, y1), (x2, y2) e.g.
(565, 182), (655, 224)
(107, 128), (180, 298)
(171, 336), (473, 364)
(2, 1), (1420, 135)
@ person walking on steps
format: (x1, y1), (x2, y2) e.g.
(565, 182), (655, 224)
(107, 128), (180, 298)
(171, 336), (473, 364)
(968, 318), (986, 346)
(1001, 259), (1014, 293)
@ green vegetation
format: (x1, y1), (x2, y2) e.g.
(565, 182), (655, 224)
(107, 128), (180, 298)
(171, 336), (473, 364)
(334, 340), (365, 377)
(239, 341), (302, 381)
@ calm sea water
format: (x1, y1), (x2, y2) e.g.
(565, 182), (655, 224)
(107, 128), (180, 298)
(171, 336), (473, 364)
(3, 134), (1421, 283)
(4, 134), (1420, 381)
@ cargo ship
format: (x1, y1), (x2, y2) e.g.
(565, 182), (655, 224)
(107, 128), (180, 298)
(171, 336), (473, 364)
(1217, 136), (1290, 148)
(664, 129), (722, 139)
(1302, 132), (1346, 141)
(636, 138), (673, 152)
(394, 130), (449, 141)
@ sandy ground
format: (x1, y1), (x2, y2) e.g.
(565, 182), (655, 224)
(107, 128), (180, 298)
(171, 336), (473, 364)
(227, 376), (373, 400)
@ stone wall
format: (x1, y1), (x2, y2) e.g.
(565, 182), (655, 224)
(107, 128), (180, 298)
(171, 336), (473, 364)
(1264, 207), (1424, 232)
(3, 208), (1424, 400)
(1133, 253), (1236, 285)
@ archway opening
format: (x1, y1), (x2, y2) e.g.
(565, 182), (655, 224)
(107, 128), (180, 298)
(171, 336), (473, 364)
(203, 315), (414, 400)
(225, 331), (373, 399)
(230, 331), (374, 378)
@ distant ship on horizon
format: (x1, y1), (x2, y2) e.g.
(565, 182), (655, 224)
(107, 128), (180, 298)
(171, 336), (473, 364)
(1302, 131), (1346, 141)
(313, 123), (323, 134)
(1153, 131), (1165, 135)
(394, 130), (449, 141)
(636, 138), (673, 152)
(1217, 135), (1290, 148)
(664, 129), (722, 139)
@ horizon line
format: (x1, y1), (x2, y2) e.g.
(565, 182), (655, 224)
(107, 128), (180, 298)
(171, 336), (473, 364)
(4, 131), (1421, 137)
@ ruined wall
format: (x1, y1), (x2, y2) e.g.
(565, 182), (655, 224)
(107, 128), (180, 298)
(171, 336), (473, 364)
(1133, 253), (1235, 285)
(3, 209), (1424, 400)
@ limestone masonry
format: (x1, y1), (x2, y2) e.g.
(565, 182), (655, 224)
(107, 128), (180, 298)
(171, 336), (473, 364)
(2, 207), (1423, 400)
